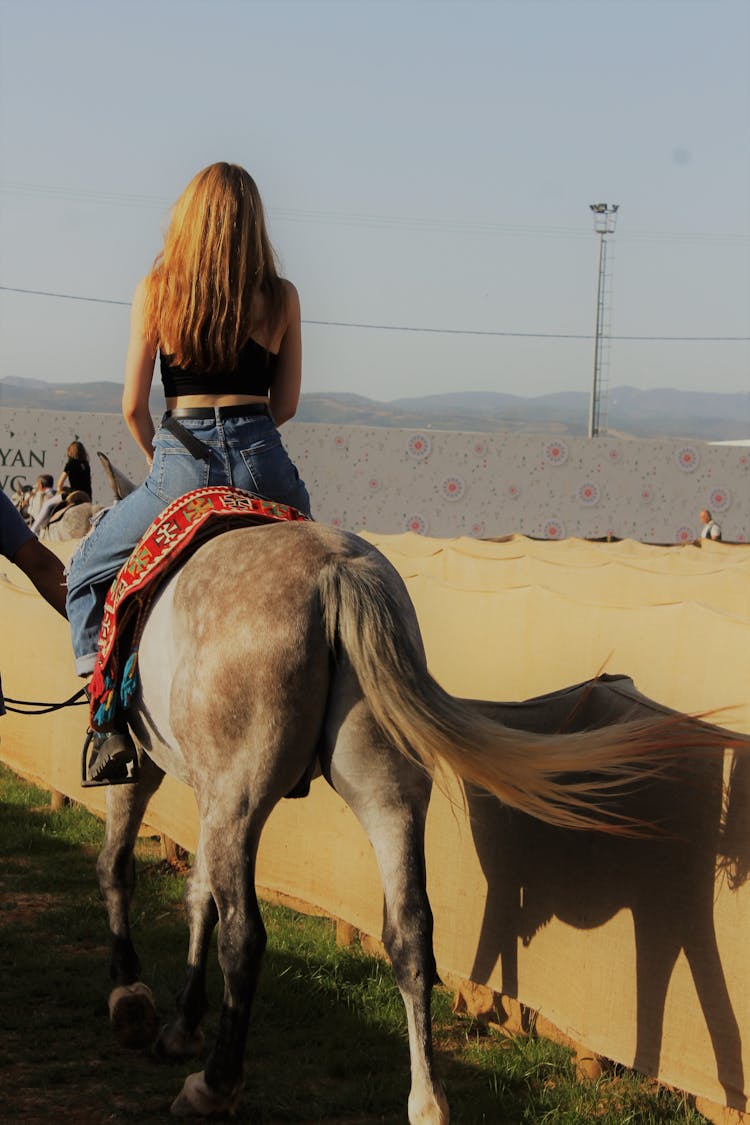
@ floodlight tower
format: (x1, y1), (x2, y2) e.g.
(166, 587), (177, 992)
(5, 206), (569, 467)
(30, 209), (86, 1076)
(588, 203), (619, 438)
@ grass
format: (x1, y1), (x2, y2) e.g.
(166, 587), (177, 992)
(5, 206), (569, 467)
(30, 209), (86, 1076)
(0, 762), (710, 1124)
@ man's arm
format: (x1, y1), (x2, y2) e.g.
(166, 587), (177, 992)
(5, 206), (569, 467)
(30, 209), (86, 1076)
(12, 539), (68, 618)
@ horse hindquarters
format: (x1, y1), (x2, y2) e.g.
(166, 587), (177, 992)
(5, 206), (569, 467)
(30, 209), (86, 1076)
(323, 663), (449, 1125)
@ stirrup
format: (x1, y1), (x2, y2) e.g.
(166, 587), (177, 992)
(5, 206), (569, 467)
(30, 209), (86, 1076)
(81, 728), (140, 788)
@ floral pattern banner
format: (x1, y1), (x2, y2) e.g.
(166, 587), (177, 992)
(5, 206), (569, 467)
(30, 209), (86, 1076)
(1, 409), (748, 544)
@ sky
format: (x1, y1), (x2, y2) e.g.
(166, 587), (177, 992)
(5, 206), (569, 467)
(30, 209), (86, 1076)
(0, 0), (748, 403)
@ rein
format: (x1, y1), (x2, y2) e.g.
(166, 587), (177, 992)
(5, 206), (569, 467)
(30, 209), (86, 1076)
(4, 687), (88, 716)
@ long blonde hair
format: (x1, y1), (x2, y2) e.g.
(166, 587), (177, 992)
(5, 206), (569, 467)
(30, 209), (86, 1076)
(143, 163), (286, 371)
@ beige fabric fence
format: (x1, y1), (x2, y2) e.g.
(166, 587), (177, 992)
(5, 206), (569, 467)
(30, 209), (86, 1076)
(1, 533), (748, 1118)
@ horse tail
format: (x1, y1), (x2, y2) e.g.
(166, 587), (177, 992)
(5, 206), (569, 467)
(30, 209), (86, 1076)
(319, 548), (745, 835)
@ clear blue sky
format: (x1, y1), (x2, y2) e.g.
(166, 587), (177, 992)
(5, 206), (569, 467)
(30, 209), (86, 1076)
(1, 0), (748, 400)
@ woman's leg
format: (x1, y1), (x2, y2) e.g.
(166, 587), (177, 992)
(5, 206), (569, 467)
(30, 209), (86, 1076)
(66, 483), (165, 675)
(68, 482), (166, 786)
(69, 424), (217, 786)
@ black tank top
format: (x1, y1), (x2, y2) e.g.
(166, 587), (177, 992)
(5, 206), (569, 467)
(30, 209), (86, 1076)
(160, 336), (278, 398)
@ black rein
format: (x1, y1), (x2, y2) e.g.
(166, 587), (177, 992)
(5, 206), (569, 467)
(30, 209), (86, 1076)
(4, 687), (88, 715)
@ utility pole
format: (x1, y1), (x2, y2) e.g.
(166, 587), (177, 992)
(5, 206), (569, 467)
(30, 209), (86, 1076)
(588, 203), (619, 438)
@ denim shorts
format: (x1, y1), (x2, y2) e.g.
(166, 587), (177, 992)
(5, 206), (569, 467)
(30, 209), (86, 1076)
(66, 409), (310, 669)
(150, 411), (310, 512)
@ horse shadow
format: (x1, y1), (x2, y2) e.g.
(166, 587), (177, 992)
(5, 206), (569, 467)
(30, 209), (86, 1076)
(463, 674), (749, 1112)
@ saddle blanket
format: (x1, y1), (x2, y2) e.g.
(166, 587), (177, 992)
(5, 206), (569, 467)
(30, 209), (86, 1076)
(89, 487), (307, 731)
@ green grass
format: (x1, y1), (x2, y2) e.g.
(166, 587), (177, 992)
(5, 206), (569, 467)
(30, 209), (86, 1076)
(0, 763), (709, 1124)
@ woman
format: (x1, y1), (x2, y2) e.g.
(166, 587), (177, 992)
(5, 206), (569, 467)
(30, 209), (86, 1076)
(31, 443), (91, 534)
(60, 441), (92, 498)
(67, 162), (310, 784)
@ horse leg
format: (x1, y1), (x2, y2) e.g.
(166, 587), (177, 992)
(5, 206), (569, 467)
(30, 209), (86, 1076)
(324, 683), (449, 1125)
(376, 806), (449, 1125)
(171, 805), (268, 1118)
(96, 753), (165, 1049)
(157, 831), (217, 1059)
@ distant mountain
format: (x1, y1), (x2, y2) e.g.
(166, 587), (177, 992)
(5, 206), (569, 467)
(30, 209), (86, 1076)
(382, 387), (750, 440)
(2, 376), (50, 389)
(296, 386), (750, 440)
(1, 378), (748, 441)
(0, 378), (164, 415)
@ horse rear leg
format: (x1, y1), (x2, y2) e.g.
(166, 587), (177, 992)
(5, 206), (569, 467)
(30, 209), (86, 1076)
(171, 804), (269, 1118)
(157, 831), (218, 1059)
(96, 753), (165, 1048)
(324, 687), (450, 1125)
(375, 806), (449, 1125)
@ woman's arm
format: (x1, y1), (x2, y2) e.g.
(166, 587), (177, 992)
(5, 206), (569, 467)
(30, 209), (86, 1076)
(269, 281), (302, 426)
(55, 470), (68, 493)
(122, 278), (158, 464)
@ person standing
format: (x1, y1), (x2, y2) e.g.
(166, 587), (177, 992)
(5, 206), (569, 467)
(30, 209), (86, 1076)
(65, 162), (310, 785)
(699, 509), (722, 542)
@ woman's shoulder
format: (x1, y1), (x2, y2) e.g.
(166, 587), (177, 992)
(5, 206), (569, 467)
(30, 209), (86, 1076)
(278, 277), (299, 302)
(133, 275), (150, 306)
(279, 278), (300, 319)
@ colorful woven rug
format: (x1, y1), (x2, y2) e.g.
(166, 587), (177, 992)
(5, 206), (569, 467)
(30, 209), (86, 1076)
(89, 487), (308, 731)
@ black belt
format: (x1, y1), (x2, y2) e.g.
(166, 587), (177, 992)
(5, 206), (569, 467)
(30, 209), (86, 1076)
(166, 404), (270, 420)
(161, 404), (271, 461)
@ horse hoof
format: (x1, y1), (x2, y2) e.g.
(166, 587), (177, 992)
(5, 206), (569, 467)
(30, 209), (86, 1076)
(155, 1022), (205, 1060)
(108, 982), (159, 1050)
(408, 1085), (450, 1124)
(171, 1071), (242, 1117)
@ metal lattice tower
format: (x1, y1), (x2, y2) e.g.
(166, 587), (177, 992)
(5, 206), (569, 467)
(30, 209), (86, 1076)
(588, 203), (619, 438)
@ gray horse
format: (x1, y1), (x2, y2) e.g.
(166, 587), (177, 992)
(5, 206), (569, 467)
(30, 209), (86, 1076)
(42, 491), (99, 542)
(93, 518), (742, 1121)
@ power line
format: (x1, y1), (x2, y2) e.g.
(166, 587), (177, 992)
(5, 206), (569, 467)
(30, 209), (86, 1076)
(0, 285), (130, 307)
(1, 285), (748, 342)
(1, 180), (748, 245)
(304, 317), (749, 343)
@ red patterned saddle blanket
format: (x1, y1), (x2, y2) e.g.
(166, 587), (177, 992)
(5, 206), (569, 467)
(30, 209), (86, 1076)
(89, 487), (308, 732)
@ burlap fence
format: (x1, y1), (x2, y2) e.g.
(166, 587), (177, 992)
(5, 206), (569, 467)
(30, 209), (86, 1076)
(1, 532), (748, 1122)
